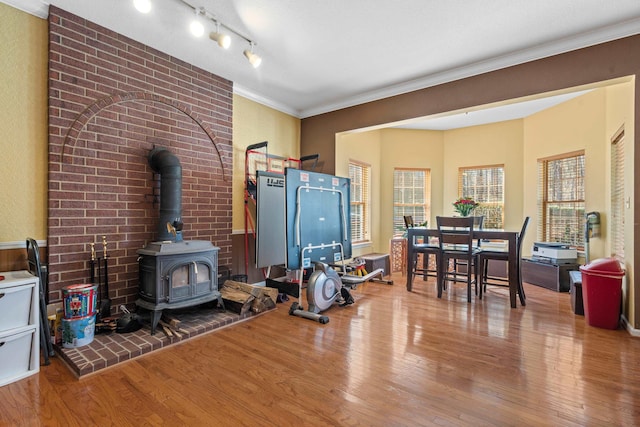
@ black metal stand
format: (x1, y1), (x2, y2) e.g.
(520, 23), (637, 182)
(26, 238), (55, 365)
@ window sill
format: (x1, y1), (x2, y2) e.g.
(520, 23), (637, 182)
(352, 241), (372, 249)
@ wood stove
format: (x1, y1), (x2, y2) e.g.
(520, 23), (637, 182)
(135, 147), (222, 335)
(136, 240), (222, 335)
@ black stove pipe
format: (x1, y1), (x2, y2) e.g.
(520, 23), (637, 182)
(149, 147), (183, 242)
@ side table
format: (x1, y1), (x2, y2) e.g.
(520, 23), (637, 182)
(389, 237), (406, 275)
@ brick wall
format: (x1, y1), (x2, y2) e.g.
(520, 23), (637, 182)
(47, 7), (233, 309)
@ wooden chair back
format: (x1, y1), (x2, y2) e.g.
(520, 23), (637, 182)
(436, 216), (475, 252)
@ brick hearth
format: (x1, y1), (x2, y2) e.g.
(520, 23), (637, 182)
(56, 306), (274, 378)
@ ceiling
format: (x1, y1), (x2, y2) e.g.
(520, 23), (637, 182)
(6, 0), (640, 124)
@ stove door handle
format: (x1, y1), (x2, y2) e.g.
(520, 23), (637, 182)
(192, 261), (198, 276)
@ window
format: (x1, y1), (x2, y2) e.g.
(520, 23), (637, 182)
(458, 165), (504, 228)
(393, 168), (430, 233)
(611, 128), (625, 261)
(349, 160), (370, 243)
(538, 151), (585, 248)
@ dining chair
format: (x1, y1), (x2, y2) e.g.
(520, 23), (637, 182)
(477, 216), (530, 305)
(403, 215), (414, 229)
(436, 216), (480, 303)
(406, 216), (440, 288)
(453, 215), (484, 280)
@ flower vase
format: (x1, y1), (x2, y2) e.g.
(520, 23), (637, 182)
(456, 208), (473, 217)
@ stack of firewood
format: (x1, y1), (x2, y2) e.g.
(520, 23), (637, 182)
(219, 280), (278, 315)
(158, 314), (189, 338)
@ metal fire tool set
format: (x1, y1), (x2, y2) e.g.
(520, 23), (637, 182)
(89, 236), (114, 330)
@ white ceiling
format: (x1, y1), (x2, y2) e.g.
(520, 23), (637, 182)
(6, 0), (640, 124)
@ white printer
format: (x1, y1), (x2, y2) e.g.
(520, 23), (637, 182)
(532, 242), (577, 264)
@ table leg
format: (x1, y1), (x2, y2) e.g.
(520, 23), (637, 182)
(406, 243), (413, 291)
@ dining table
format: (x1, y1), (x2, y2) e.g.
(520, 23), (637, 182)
(405, 227), (522, 308)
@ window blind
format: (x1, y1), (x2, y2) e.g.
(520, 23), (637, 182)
(611, 129), (625, 261)
(393, 168), (431, 233)
(458, 165), (504, 228)
(538, 151), (585, 248)
(349, 160), (370, 243)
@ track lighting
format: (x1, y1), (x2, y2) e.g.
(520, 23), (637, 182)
(135, 1), (263, 68)
(243, 43), (262, 68)
(133, 0), (151, 14)
(209, 24), (231, 49)
(189, 7), (206, 37)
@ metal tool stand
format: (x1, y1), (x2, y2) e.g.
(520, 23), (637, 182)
(26, 238), (55, 365)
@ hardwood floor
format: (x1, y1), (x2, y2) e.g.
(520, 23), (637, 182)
(1, 273), (639, 426)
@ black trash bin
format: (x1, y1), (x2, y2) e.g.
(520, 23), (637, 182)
(569, 270), (583, 316)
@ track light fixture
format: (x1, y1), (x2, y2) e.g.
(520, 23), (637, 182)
(133, 0), (152, 14)
(209, 23), (231, 49)
(243, 43), (262, 68)
(134, 0), (262, 68)
(189, 7), (206, 37)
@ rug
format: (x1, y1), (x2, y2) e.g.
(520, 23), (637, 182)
(55, 306), (274, 378)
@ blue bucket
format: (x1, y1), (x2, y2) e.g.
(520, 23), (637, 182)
(61, 313), (96, 348)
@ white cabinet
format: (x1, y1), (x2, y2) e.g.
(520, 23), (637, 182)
(0, 270), (39, 386)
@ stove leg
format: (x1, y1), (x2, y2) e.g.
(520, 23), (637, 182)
(150, 309), (162, 335)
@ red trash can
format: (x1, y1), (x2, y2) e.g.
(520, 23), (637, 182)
(579, 258), (625, 329)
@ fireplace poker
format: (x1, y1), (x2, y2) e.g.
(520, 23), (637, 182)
(89, 242), (96, 284)
(99, 235), (112, 317)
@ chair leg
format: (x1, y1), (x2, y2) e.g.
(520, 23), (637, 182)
(437, 256), (444, 298)
(471, 257), (478, 303)
(409, 254), (417, 291)
(478, 257), (485, 299)
(422, 253), (428, 281)
(483, 258), (489, 293)
(435, 254), (441, 295)
(517, 267), (526, 305)
(467, 266), (472, 303)
(474, 259), (479, 297)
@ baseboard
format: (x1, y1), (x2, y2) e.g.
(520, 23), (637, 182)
(621, 315), (640, 337)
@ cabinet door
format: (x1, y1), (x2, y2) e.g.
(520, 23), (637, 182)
(0, 282), (36, 331)
(0, 328), (36, 386)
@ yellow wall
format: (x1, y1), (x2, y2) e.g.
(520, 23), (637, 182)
(443, 120), (525, 231)
(231, 94), (300, 232)
(523, 89), (607, 260)
(379, 129), (445, 239)
(335, 130), (383, 256)
(0, 3), (48, 243)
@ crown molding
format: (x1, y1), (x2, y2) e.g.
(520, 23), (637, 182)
(233, 84), (301, 118)
(1, 0), (49, 18)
